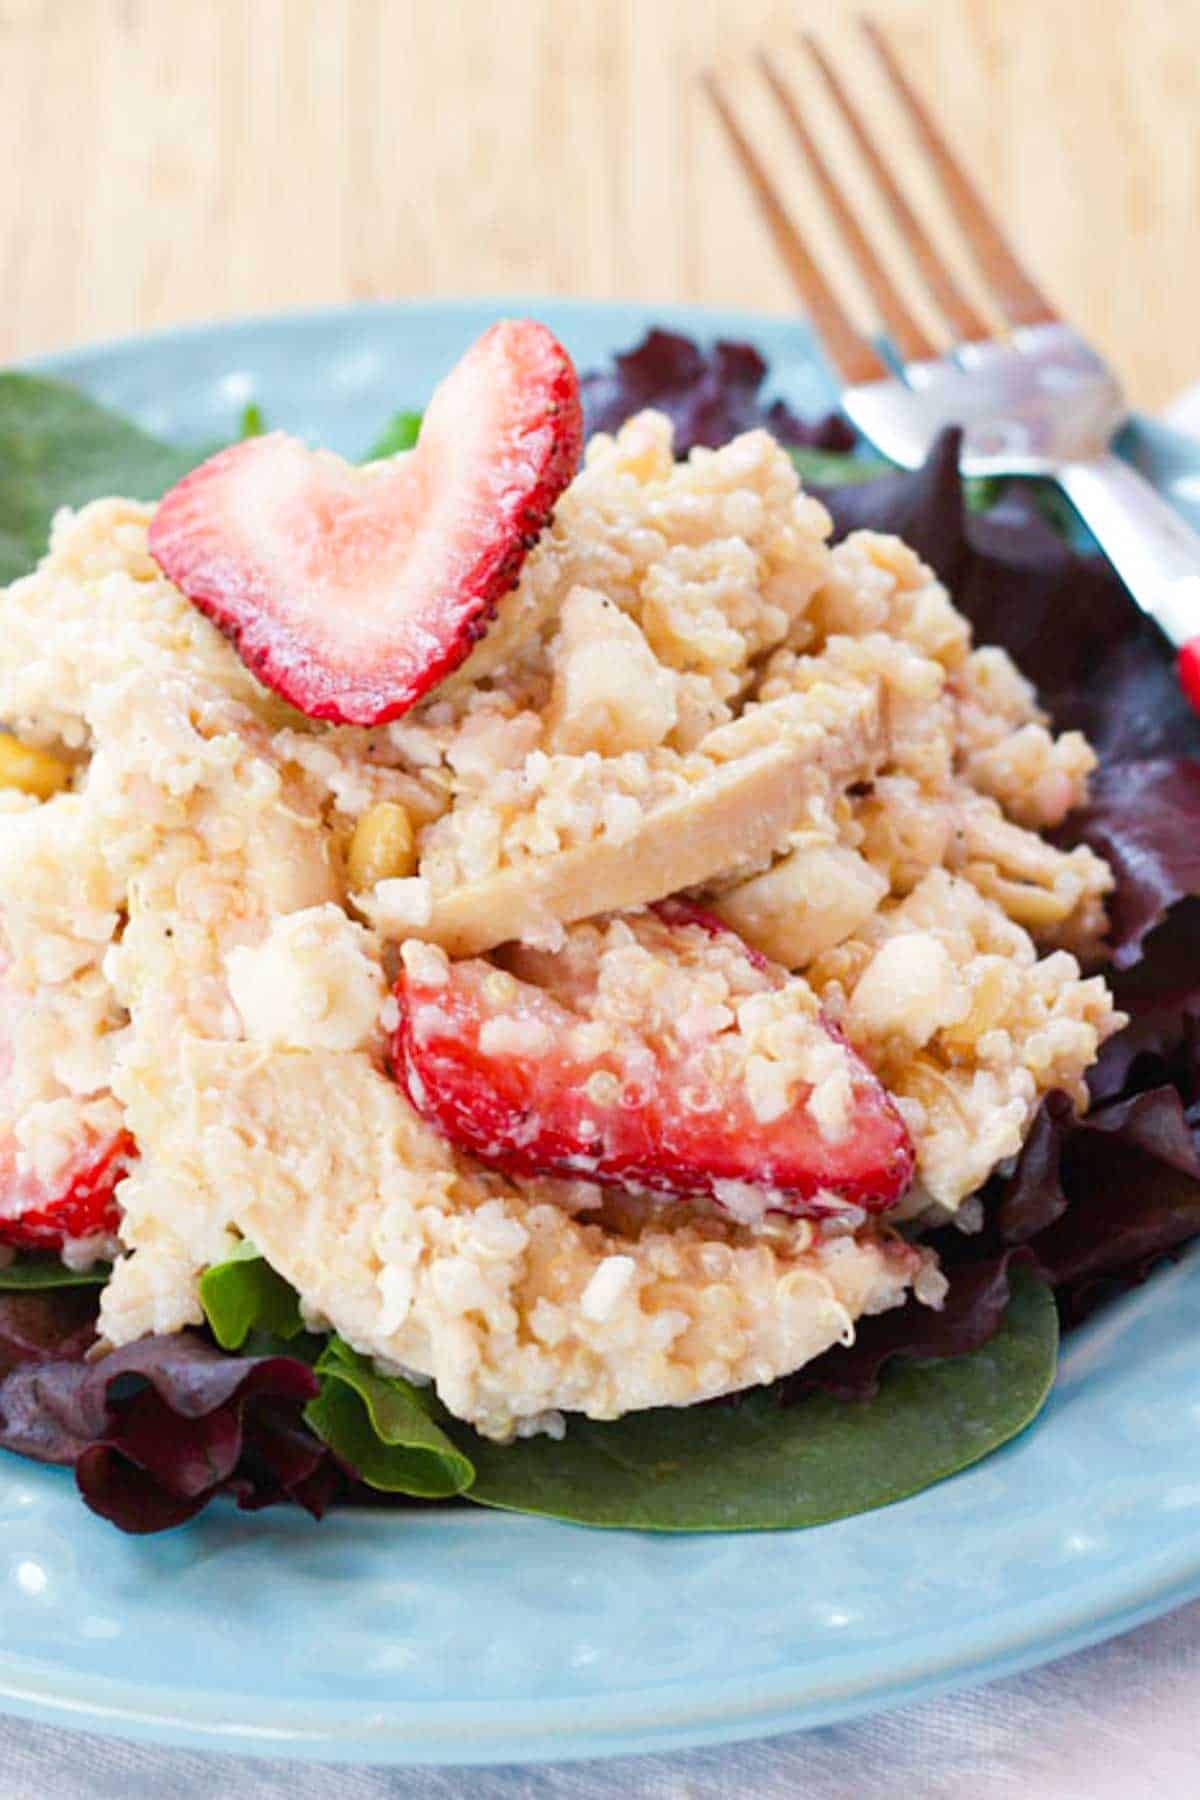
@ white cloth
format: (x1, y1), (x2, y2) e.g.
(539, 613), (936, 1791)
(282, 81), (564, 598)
(3, 1598), (1200, 1798)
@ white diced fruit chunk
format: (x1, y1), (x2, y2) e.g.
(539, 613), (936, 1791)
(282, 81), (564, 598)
(546, 587), (677, 754)
(845, 931), (967, 1049)
(714, 842), (887, 969)
(225, 905), (384, 1053)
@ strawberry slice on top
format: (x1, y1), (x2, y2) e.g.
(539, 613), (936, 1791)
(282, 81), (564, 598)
(149, 319), (584, 726)
(392, 907), (914, 1217)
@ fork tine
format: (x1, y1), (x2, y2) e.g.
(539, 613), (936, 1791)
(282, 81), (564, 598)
(702, 71), (890, 385)
(757, 50), (937, 366)
(861, 17), (1056, 329)
(801, 31), (991, 346)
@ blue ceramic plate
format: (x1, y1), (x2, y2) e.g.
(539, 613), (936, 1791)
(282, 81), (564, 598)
(4, 299), (1200, 1766)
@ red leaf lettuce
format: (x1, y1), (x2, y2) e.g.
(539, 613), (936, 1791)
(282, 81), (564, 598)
(0, 1318), (344, 1532)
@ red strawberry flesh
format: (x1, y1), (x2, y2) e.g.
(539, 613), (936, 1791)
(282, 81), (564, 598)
(0, 946), (133, 1252)
(148, 319), (584, 726)
(392, 913), (914, 1216)
(0, 1128), (133, 1251)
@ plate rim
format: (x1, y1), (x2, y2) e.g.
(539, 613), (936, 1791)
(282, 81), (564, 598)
(10, 293), (798, 380)
(2, 1538), (1200, 1765)
(4, 293), (1200, 1766)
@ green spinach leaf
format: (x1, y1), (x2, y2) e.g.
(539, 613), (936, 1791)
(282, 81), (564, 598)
(790, 446), (892, 486)
(0, 373), (204, 584)
(456, 1267), (1057, 1531)
(198, 1240), (304, 1350)
(0, 1257), (110, 1291)
(238, 400), (267, 438)
(363, 409), (423, 460)
(305, 1337), (474, 1497)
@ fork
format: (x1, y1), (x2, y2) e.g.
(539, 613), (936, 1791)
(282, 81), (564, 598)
(704, 19), (1200, 709)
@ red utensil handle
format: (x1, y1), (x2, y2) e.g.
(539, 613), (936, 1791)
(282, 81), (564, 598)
(1058, 458), (1200, 712)
(1178, 638), (1200, 716)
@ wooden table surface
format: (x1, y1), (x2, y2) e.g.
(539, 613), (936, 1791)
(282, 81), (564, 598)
(1, 0), (1195, 409)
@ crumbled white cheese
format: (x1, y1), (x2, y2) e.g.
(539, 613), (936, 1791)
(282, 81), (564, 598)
(226, 905), (384, 1052)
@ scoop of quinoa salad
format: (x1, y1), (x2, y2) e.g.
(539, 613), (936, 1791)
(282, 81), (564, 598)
(1, 323), (1198, 1534)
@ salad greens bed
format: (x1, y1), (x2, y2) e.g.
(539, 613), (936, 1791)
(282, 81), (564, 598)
(1, 328), (1199, 1535)
(0, 1244), (1056, 1532)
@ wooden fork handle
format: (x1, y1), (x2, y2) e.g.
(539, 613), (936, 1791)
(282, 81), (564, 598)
(1058, 452), (1200, 714)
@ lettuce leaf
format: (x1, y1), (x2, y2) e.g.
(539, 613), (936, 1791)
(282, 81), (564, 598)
(787, 1248), (1037, 1404)
(994, 1083), (1200, 1324)
(1063, 759), (1200, 967)
(580, 329), (854, 456)
(0, 373), (203, 584)
(199, 1239), (304, 1349)
(363, 409), (423, 460)
(1089, 899), (1200, 1106)
(198, 1246), (472, 1497)
(457, 1267), (1056, 1530)
(0, 1325), (333, 1532)
(791, 446), (890, 486)
(0, 1288), (100, 1373)
(0, 1242), (1078, 1529)
(303, 1338), (474, 1498)
(0, 375), (422, 590)
(0, 1257), (109, 1291)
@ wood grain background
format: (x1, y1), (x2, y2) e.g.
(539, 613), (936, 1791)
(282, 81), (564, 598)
(1, 0), (1195, 407)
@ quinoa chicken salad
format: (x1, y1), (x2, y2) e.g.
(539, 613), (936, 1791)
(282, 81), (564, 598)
(2, 321), (1200, 1533)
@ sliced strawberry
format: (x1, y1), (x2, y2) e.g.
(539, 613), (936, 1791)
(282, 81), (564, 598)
(392, 913), (914, 1216)
(148, 319), (584, 726)
(650, 897), (771, 970)
(0, 1128), (133, 1251)
(0, 942), (134, 1253)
